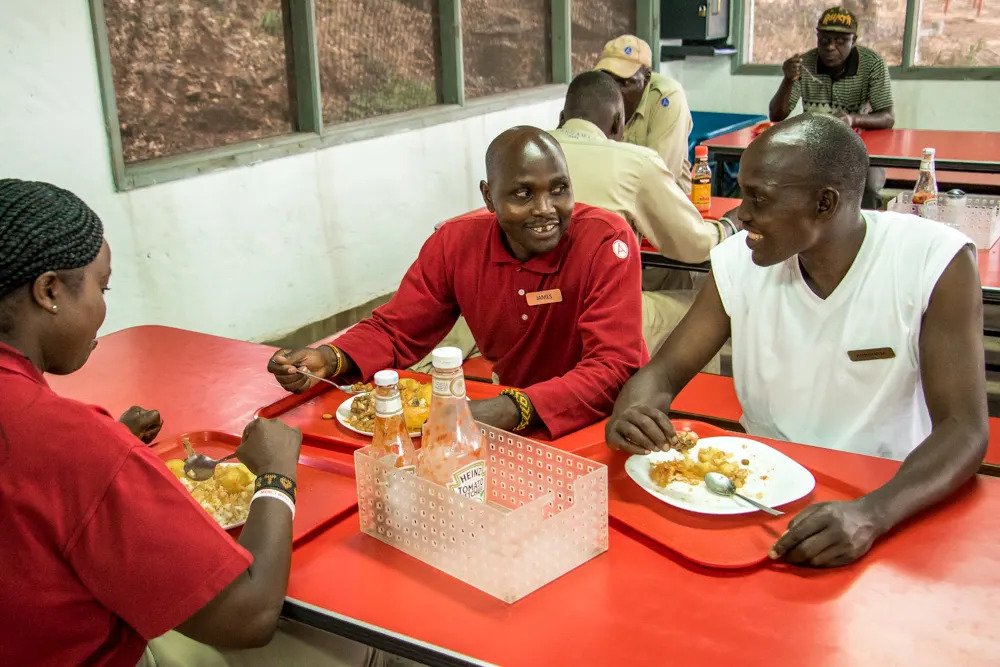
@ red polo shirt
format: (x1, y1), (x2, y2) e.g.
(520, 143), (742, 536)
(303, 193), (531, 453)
(335, 203), (648, 438)
(0, 343), (251, 667)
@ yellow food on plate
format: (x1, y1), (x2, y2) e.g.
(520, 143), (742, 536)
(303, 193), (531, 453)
(649, 446), (750, 490)
(165, 458), (256, 527)
(346, 379), (431, 434)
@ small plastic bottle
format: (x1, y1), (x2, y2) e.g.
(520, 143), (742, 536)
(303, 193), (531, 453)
(690, 145), (712, 214)
(369, 370), (418, 472)
(912, 147), (938, 205)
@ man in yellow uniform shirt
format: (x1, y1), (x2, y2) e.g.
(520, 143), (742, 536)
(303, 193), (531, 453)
(550, 71), (732, 363)
(595, 35), (693, 193)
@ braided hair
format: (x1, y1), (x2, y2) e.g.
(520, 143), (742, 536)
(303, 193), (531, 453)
(0, 179), (105, 299)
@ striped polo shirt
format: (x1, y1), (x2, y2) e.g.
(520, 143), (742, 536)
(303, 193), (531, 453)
(787, 45), (894, 116)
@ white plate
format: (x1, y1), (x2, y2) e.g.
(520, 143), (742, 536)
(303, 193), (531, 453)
(336, 394), (422, 438)
(624, 436), (815, 515)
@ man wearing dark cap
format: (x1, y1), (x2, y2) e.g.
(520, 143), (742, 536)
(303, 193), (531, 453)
(595, 35), (694, 193)
(769, 6), (895, 207)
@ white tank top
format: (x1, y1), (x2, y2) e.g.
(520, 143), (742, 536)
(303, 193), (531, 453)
(711, 210), (972, 460)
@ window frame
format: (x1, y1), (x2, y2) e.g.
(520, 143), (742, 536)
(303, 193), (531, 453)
(90, 0), (662, 191)
(732, 0), (1000, 80)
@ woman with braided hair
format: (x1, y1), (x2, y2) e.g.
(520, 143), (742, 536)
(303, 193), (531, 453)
(0, 180), (393, 666)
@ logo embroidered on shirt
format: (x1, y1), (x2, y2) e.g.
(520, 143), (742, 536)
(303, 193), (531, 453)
(624, 46), (633, 55)
(612, 239), (629, 259)
(660, 97), (670, 108)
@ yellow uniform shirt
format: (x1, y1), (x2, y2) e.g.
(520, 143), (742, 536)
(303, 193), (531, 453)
(550, 118), (722, 264)
(623, 72), (693, 194)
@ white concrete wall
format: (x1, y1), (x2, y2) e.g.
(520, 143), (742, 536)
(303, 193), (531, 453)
(0, 0), (563, 341)
(662, 56), (1000, 131)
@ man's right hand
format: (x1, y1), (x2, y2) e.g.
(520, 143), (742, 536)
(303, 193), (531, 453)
(266, 347), (333, 393)
(782, 54), (802, 82)
(605, 405), (679, 455)
(237, 418), (302, 477)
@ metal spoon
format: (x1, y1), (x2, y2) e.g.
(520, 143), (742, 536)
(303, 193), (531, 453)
(294, 367), (360, 393)
(183, 452), (240, 481)
(704, 472), (784, 516)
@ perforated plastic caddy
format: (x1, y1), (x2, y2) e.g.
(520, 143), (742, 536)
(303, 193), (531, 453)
(354, 424), (609, 603)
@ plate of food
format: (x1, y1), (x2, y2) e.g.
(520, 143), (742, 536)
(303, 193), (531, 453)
(336, 378), (431, 438)
(165, 458), (256, 529)
(624, 433), (815, 515)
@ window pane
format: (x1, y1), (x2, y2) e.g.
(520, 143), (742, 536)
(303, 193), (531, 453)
(748, 0), (903, 66)
(571, 0), (637, 75)
(463, 0), (552, 98)
(914, 0), (1000, 66)
(103, 0), (293, 164)
(316, 0), (442, 125)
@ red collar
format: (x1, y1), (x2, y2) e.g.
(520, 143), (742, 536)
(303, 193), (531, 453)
(488, 209), (576, 275)
(0, 341), (47, 386)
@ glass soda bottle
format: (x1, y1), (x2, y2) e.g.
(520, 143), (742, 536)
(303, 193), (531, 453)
(417, 347), (487, 502)
(912, 147), (938, 205)
(369, 370), (418, 472)
(690, 145), (712, 214)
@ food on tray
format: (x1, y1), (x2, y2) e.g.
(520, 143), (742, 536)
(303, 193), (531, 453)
(649, 446), (750, 490)
(166, 458), (256, 526)
(322, 413), (334, 420)
(351, 382), (374, 393)
(346, 378), (431, 434)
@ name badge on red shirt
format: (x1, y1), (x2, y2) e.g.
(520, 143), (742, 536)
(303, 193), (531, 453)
(526, 289), (562, 306)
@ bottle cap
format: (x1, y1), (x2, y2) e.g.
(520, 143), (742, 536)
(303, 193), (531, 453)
(922, 147), (935, 157)
(695, 145), (708, 158)
(431, 347), (463, 370)
(374, 370), (399, 387)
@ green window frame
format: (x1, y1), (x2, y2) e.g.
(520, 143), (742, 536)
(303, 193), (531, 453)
(90, 0), (662, 191)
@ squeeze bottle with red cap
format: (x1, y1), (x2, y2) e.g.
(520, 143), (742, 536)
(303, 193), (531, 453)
(690, 145), (712, 214)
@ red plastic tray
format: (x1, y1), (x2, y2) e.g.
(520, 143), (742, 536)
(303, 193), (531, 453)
(576, 420), (900, 569)
(151, 431), (359, 544)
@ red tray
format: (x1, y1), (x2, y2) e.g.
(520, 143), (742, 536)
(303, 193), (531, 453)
(151, 431), (359, 544)
(577, 420), (900, 569)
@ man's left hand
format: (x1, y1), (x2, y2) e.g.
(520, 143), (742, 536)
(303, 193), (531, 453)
(833, 111), (854, 127)
(769, 499), (883, 567)
(119, 405), (163, 444)
(469, 396), (521, 432)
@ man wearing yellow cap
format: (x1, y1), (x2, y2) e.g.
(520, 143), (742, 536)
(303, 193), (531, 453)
(595, 35), (693, 194)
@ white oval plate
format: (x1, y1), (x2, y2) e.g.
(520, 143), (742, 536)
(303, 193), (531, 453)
(624, 436), (816, 515)
(336, 394), (422, 438)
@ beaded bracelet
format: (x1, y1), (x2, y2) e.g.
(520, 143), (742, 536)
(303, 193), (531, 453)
(323, 344), (344, 377)
(254, 472), (296, 503)
(500, 388), (533, 432)
(252, 489), (295, 518)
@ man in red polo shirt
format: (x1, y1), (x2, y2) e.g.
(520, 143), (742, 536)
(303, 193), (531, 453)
(268, 126), (647, 438)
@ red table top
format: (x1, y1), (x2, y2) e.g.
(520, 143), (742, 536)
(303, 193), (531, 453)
(48, 326), (1000, 664)
(980, 243), (1000, 290)
(703, 128), (1000, 170)
(640, 197), (741, 257)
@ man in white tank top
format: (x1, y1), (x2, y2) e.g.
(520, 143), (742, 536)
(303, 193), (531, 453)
(606, 114), (987, 568)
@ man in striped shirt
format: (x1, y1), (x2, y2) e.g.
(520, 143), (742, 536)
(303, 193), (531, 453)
(769, 6), (895, 207)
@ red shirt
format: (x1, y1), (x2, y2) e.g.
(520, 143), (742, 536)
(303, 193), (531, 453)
(0, 343), (251, 667)
(335, 204), (648, 438)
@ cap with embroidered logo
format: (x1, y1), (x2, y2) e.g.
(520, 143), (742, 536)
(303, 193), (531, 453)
(594, 35), (652, 79)
(817, 6), (858, 33)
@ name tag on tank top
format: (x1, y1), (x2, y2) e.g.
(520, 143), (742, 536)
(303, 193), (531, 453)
(847, 347), (896, 362)
(526, 289), (562, 306)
